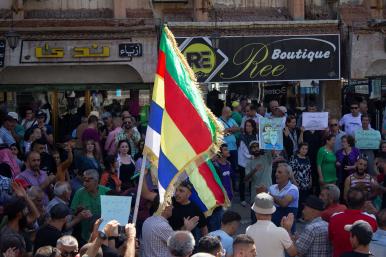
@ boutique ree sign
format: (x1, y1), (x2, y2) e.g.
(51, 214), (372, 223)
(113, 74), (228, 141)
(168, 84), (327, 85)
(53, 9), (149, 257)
(176, 34), (340, 83)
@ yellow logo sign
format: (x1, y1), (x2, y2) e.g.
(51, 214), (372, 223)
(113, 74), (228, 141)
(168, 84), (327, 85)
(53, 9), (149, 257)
(182, 43), (216, 76)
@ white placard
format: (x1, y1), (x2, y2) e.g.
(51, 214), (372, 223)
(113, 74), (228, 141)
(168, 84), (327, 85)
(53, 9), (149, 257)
(302, 112), (328, 131)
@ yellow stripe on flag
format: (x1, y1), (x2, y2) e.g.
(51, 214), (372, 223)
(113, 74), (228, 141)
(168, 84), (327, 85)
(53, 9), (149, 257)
(188, 167), (217, 209)
(160, 112), (197, 170)
(152, 74), (165, 108)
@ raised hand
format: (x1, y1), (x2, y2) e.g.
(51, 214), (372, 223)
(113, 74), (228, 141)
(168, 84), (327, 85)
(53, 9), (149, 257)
(183, 216), (199, 231)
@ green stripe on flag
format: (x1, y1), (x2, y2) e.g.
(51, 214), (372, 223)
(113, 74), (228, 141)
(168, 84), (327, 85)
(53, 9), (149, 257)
(160, 27), (217, 140)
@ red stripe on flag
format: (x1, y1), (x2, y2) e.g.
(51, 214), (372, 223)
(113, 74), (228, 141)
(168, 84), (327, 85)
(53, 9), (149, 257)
(198, 162), (225, 204)
(157, 50), (166, 78)
(164, 71), (212, 153)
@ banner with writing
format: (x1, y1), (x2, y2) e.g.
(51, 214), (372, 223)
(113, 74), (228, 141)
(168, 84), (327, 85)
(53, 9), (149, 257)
(355, 130), (382, 149)
(259, 117), (284, 150)
(302, 112), (329, 130)
(177, 34), (340, 83)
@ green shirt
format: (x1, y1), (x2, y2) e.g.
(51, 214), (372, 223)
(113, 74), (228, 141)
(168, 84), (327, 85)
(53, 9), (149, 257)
(316, 146), (337, 183)
(70, 185), (110, 241)
(231, 111), (243, 126)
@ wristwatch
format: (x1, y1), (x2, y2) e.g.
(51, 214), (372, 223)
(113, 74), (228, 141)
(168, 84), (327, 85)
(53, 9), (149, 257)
(98, 231), (107, 240)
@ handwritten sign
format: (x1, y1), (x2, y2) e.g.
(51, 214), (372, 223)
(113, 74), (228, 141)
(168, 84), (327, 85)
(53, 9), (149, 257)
(100, 195), (132, 231)
(302, 112), (328, 130)
(355, 130), (381, 149)
(259, 117), (284, 150)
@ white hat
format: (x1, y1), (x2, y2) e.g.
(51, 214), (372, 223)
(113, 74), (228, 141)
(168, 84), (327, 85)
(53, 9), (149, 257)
(251, 192), (276, 215)
(88, 111), (100, 119)
(277, 106), (287, 114)
(7, 112), (19, 121)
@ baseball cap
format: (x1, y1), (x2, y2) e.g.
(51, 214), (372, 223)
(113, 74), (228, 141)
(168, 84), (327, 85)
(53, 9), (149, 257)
(101, 112), (112, 119)
(50, 203), (70, 220)
(277, 106), (287, 114)
(7, 112), (19, 121)
(231, 101), (240, 108)
(88, 111), (100, 119)
(304, 195), (325, 211)
(344, 220), (373, 245)
(249, 140), (259, 147)
(251, 192), (276, 215)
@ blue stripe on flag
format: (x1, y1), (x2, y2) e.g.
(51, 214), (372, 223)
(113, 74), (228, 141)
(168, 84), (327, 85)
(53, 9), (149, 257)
(158, 150), (178, 189)
(189, 186), (208, 213)
(149, 101), (163, 134)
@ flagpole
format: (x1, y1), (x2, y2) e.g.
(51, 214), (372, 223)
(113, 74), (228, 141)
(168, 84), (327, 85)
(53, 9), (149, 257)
(132, 153), (147, 224)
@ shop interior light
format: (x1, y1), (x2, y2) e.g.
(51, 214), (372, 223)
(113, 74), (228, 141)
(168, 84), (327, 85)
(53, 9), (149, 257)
(5, 30), (20, 50)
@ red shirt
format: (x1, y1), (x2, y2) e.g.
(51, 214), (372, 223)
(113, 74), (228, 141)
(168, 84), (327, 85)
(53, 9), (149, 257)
(328, 209), (377, 257)
(321, 203), (347, 222)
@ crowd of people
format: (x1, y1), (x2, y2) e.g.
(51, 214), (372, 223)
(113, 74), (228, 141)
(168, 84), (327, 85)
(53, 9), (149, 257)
(0, 97), (386, 257)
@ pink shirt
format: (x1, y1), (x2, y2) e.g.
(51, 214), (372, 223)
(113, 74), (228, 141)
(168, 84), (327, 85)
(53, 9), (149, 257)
(104, 127), (123, 156)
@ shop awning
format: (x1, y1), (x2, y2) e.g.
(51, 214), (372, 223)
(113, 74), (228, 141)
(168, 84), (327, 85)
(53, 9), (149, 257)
(0, 64), (146, 91)
(365, 59), (386, 77)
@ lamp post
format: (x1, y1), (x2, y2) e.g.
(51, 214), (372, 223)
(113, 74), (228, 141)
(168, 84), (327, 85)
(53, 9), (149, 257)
(5, 30), (20, 50)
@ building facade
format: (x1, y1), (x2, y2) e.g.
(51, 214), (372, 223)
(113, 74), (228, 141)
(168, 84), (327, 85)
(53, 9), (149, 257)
(0, 0), (385, 137)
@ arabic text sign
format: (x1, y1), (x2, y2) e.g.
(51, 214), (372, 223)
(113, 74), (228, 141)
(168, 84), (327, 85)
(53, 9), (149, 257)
(259, 117), (284, 150)
(20, 40), (142, 63)
(119, 43), (142, 57)
(355, 130), (382, 149)
(100, 195), (132, 231)
(302, 112), (329, 130)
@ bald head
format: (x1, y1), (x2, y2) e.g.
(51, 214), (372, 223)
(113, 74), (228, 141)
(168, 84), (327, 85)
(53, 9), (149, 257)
(221, 106), (232, 119)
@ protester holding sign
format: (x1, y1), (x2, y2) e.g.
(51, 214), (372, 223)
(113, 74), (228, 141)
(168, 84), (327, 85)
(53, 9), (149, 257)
(357, 114), (379, 176)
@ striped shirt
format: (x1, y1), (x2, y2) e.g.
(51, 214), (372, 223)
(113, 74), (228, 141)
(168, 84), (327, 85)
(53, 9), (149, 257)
(141, 215), (173, 257)
(0, 126), (16, 146)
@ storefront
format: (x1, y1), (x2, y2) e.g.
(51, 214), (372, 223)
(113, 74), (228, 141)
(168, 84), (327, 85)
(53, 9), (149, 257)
(0, 36), (157, 140)
(174, 30), (341, 116)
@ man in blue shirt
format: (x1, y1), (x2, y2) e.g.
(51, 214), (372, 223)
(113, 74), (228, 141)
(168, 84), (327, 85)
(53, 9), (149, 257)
(218, 106), (240, 189)
(208, 211), (241, 257)
(0, 115), (16, 146)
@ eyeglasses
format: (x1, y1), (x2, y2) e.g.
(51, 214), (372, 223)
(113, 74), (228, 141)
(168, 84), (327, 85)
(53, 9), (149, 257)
(61, 251), (78, 257)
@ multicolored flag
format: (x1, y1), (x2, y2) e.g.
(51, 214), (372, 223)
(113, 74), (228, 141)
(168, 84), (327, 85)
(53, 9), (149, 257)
(144, 25), (226, 213)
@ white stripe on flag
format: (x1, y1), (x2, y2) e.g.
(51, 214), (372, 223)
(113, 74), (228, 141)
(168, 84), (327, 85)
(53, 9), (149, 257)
(144, 126), (161, 158)
(158, 180), (166, 204)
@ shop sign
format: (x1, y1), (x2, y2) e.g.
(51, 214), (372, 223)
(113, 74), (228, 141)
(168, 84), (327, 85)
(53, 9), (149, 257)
(300, 86), (320, 94)
(0, 40), (5, 67)
(264, 85), (287, 96)
(119, 43), (142, 59)
(177, 34), (340, 83)
(20, 39), (142, 63)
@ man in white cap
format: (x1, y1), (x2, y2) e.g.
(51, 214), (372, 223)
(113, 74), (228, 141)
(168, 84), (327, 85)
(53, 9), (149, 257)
(246, 192), (297, 257)
(341, 220), (374, 257)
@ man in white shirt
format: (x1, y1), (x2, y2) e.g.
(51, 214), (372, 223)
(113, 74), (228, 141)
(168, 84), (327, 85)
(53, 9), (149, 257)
(246, 193), (297, 257)
(240, 104), (263, 128)
(339, 102), (362, 136)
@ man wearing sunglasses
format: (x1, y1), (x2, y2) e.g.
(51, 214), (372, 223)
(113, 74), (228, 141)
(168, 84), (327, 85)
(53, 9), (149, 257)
(56, 236), (78, 257)
(327, 118), (346, 153)
(339, 102), (363, 136)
